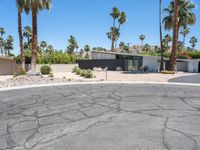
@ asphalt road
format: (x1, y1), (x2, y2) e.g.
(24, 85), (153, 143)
(0, 84), (200, 150)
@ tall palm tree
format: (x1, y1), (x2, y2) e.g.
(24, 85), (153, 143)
(107, 27), (120, 51)
(170, 0), (179, 71)
(163, 0), (196, 31)
(164, 34), (172, 49)
(4, 35), (14, 56)
(0, 27), (5, 56)
(23, 26), (32, 44)
(40, 41), (47, 54)
(110, 7), (120, 27)
(67, 35), (79, 62)
(16, 0), (25, 70)
(180, 26), (190, 44)
(190, 36), (197, 50)
(139, 34), (145, 46)
(115, 12), (127, 49)
(159, 0), (164, 71)
(22, 0), (52, 72)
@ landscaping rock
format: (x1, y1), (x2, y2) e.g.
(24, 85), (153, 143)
(27, 71), (42, 76)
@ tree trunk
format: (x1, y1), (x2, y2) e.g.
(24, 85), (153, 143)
(183, 36), (185, 45)
(31, 5), (38, 72)
(111, 38), (115, 52)
(18, 10), (25, 70)
(115, 24), (121, 50)
(169, 0), (179, 71)
(113, 19), (116, 27)
(159, 0), (164, 71)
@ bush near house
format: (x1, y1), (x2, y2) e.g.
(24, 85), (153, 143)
(40, 65), (52, 75)
(72, 66), (94, 78)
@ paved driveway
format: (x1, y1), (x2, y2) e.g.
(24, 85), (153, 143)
(0, 84), (200, 150)
(169, 74), (200, 84)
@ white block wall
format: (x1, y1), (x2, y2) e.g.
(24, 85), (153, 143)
(143, 56), (159, 72)
(188, 60), (199, 73)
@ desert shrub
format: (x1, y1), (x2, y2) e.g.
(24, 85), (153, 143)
(48, 73), (54, 78)
(143, 66), (148, 72)
(13, 68), (26, 77)
(128, 66), (137, 72)
(80, 69), (86, 77)
(84, 70), (93, 78)
(40, 65), (52, 75)
(116, 66), (122, 71)
(72, 66), (79, 73)
(161, 70), (176, 74)
(75, 67), (81, 75)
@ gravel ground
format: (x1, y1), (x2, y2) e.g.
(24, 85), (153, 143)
(0, 76), (100, 88)
(0, 71), (198, 88)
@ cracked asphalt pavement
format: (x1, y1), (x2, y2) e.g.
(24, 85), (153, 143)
(0, 84), (200, 150)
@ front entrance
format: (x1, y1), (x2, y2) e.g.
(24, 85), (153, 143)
(199, 62), (200, 73)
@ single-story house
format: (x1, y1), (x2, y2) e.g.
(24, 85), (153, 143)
(77, 51), (200, 73)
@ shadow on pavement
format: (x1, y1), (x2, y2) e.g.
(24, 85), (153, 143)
(169, 74), (200, 84)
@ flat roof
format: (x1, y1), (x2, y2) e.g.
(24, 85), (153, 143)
(91, 50), (200, 61)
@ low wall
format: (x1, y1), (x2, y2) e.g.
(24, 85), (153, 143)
(0, 57), (16, 75)
(16, 64), (78, 73)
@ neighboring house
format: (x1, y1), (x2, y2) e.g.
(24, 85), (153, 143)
(77, 51), (200, 73)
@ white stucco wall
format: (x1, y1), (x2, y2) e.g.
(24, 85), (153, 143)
(188, 60), (199, 73)
(143, 56), (159, 72)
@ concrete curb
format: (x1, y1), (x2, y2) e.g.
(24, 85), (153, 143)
(0, 81), (200, 92)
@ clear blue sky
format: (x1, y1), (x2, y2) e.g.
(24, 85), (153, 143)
(0, 0), (200, 55)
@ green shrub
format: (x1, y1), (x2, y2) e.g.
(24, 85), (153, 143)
(80, 69), (86, 77)
(84, 70), (93, 78)
(72, 66), (79, 73)
(13, 68), (26, 77)
(40, 65), (52, 75)
(75, 67), (80, 75)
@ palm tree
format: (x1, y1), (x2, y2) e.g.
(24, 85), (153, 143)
(16, 0), (25, 70)
(23, 26), (32, 44)
(159, 0), (164, 71)
(115, 12), (127, 49)
(164, 34), (172, 49)
(142, 44), (151, 53)
(40, 41), (47, 54)
(170, 0), (179, 71)
(139, 34), (145, 46)
(107, 27), (120, 51)
(4, 35), (14, 56)
(180, 26), (190, 44)
(0, 27), (5, 56)
(22, 0), (52, 72)
(84, 45), (91, 58)
(110, 7), (120, 27)
(163, 0), (196, 31)
(67, 35), (79, 61)
(190, 36), (197, 50)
